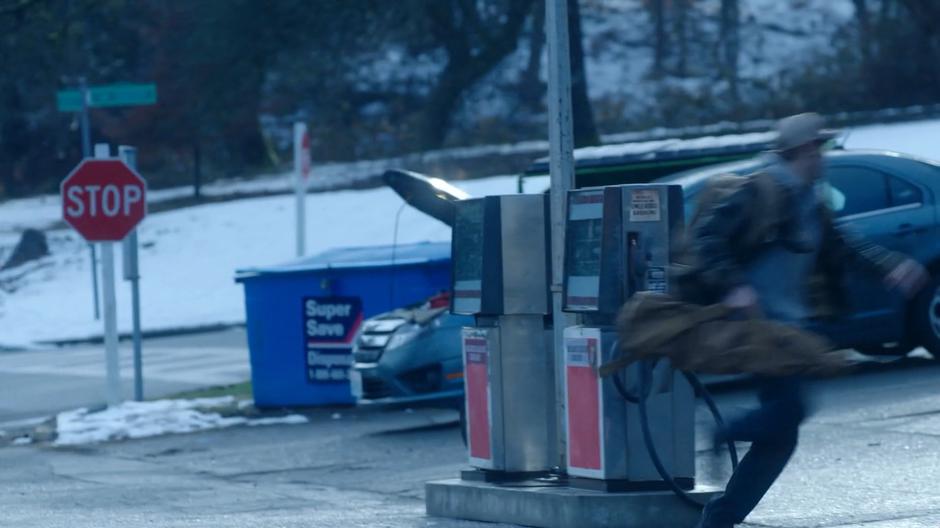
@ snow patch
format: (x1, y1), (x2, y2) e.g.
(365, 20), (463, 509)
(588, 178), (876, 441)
(53, 397), (308, 446)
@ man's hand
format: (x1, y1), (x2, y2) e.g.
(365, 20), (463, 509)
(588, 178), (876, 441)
(884, 259), (929, 298)
(723, 285), (759, 309)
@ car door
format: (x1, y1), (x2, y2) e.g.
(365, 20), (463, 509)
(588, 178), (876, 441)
(822, 162), (931, 345)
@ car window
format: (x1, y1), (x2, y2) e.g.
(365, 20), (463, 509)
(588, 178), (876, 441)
(888, 175), (922, 207)
(826, 166), (890, 217)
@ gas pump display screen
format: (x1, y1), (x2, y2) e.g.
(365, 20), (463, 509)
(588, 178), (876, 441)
(567, 220), (602, 276)
(453, 199), (485, 313)
(565, 190), (604, 310)
(454, 200), (484, 282)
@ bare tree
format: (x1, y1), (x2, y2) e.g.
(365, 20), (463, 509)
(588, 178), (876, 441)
(896, 0), (940, 36)
(852, 0), (873, 66)
(672, 0), (689, 77)
(568, 0), (599, 147)
(649, 0), (668, 78)
(720, 0), (740, 105)
(519, 1), (546, 112)
(420, 0), (535, 150)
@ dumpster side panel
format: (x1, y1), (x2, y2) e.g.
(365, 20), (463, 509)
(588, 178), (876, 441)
(245, 274), (351, 407)
(241, 258), (451, 408)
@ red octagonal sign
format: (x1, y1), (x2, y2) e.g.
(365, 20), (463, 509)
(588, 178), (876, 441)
(61, 159), (148, 242)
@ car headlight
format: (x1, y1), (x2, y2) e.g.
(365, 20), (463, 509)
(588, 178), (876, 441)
(385, 323), (422, 351)
(357, 333), (391, 349)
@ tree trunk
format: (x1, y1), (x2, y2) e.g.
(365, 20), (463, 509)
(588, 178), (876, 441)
(520, 1), (546, 112)
(568, 0), (600, 147)
(651, 0), (667, 78)
(673, 0), (689, 77)
(852, 0), (873, 64)
(418, 0), (534, 150)
(897, 0), (940, 36)
(720, 0), (740, 106)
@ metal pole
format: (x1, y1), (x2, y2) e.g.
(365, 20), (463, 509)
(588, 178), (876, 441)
(545, 0), (576, 470)
(119, 145), (144, 402)
(294, 122), (307, 257)
(80, 78), (91, 159)
(81, 78), (100, 321)
(101, 241), (122, 406)
(90, 244), (100, 320)
(96, 143), (123, 406)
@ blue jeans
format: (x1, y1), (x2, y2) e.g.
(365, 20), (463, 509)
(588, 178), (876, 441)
(698, 376), (808, 527)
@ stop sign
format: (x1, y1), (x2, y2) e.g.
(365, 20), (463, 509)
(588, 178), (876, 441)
(61, 159), (147, 241)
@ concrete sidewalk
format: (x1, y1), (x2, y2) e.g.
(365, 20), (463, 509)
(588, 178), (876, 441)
(0, 327), (249, 425)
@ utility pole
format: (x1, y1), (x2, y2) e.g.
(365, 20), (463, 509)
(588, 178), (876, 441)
(545, 0), (576, 469)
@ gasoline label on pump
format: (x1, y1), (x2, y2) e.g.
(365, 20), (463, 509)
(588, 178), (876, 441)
(629, 189), (661, 222)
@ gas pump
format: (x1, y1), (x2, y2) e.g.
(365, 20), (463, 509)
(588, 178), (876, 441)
(562, 184), (696, 491)
(452, 194), (556, 479)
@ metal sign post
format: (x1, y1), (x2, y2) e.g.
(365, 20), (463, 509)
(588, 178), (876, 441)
(119, 145), (144, 402)
(294, 122), (310, 257)
(545, 0), (577, 469)
(94, 143), (122, 406)
(80, 78), (100, 321)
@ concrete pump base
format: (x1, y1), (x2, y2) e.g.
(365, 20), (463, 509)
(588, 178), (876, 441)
(426, 478), (721, 528)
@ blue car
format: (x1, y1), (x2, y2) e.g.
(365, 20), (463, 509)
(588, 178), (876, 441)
(657, 149), (940, 355)
(354, 296), (471, 407)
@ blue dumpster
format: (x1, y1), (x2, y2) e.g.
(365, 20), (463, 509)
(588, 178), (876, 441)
(235, 241), (452, 408)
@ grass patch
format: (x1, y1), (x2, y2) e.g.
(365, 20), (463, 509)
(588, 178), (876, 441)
(162, 381), (252, 401)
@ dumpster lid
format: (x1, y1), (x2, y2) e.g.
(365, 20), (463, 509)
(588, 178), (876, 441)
(235, 241), (450, 281)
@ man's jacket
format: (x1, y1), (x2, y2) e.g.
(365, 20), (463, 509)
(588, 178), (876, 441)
(675, 170), (906, 318)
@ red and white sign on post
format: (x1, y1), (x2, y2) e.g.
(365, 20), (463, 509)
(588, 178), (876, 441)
(294, 122), (311, 257)
(300, 130), (311, 180)
(61, 147), (147, 406)
(62, 158), (147, 241)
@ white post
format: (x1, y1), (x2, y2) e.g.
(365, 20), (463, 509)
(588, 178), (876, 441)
(95, 143), (123, 406)
(546, 0), (576, 469)
(293, 122), (309, 257)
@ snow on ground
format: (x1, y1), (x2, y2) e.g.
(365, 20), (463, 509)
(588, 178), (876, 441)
(0, 173), (541, 347)
(53, 396), (307, 446)
(0, 117), (937, 348)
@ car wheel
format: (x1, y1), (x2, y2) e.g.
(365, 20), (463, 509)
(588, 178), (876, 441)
(910, 275), (940, 357)
(458, 400), (467, 447)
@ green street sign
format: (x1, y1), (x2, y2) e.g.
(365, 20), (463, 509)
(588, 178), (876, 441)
(57, 83), (158, 112)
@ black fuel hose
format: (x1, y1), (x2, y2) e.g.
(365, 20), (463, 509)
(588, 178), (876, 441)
(607, 340), (738, 508)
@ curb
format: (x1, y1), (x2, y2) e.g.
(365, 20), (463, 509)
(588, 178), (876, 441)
(32, 322), (246, 349)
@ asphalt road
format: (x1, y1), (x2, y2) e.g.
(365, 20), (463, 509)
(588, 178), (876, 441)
(3, 355), (940, 527)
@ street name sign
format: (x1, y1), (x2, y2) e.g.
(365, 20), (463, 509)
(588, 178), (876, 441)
(57, 83), (158, 112)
